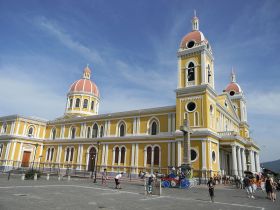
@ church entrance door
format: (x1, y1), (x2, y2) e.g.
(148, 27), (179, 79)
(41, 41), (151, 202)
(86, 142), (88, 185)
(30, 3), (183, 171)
(21, 151), (31, 167)
(88, 147), (96, 172)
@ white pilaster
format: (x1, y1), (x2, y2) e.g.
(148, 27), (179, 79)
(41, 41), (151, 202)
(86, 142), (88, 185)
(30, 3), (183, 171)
(177, 141), (181, 166)
(135, 143), (139, 173)
(104, 144), (108, 167)
(201, 50), (206, 84)
(242, 148), (247, 174)
(17, 142), (23, 162)
(168, 143), (171, 166)
(10, 141), (17, 162)
(201, 140), (207, 170)
(4, 142), (11, 160)
(231, 145), (238, 176)
(209, 142), (212, 172)
(250, 150), (256, 172)
(237, 146), (242, 176)
(131, 144), (135, 167)
(255, 152), (260, 173)
(172, 142), (176, 166)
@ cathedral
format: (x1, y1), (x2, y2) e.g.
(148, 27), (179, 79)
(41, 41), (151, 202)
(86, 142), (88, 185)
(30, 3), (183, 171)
(0, 14), (260, 178)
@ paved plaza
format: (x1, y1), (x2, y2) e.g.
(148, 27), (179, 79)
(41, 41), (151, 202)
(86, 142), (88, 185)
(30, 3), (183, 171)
(0, 175), (279, 210)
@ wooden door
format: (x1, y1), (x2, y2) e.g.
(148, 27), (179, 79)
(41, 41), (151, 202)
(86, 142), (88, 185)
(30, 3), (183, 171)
(88, 147), (96, 171)
(21, 151), (31, 167)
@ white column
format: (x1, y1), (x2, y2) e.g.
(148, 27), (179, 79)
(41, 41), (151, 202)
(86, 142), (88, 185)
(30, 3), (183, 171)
(242, 148), (247, 174)
(134, 143), (139, 173)
(237, 146), (242, 176)
(10, 142), (17, 162)
(131, 144), (135, 173)
(201, 50), (206, 84)
(168, 143), (171, 166)
(171, 142), (176, 166)
(10, 122), (15, 135)
(151, 147), (154, 173)
(104, 144), (108, 167)
(217, 143), (220, 173)
(177, 141), (181, 167)
(76, 145), (81, 169)
(4, 142), (11, 160)
(231, 145), (238, 176)
(250, 150), (256, 172)
(17, 142), (23, 162)
(201, 140), (207, 170)
(255, 153), (260, 173)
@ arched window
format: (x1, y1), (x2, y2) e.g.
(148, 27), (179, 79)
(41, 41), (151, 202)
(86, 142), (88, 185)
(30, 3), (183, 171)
(114, 147), (119, 164)
(207, 64), (211, 83)
(121, 147), (125, 164)
(75, 98), (80, 108)
(0, 144), (3, 158)
(51, 148), (54, 161)
(91, 101), (94, 110)
(51, 128), (56, 140)
(66, 148), (70, 161)
(187, 62), (195, 81)
(70, 127), (76, 139)
(100, 126), (104, 138)
(46, 148), (51, 161)
(154, 146), (160, 165)
(87, 127), (91, 138)
(28, 127), (34, 137)
(70, 148), (74, 161)
(69, 98), (73, 108)
(92, 124), (98, 138)
(119, 123), (125, 137)
(83, 99), (88, 109)
(147, 146), (152, 165)
(151, 121), (158, 135)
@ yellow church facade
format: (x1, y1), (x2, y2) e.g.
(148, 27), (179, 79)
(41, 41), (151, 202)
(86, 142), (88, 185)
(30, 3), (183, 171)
(0, 14), (260, 178)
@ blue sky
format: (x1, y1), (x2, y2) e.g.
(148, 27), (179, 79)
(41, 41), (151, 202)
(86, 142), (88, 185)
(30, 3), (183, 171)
(0, 0), (279, 162)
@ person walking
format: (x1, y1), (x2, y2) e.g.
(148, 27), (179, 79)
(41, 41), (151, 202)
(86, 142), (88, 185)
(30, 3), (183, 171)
(115, 172), (123, 189)
(207, 177), (215, 202)
(271, 178), (277, 202)
(265, 177), (273, 200)
(102, 169), (107, 185)
(244, 176), (254, 199)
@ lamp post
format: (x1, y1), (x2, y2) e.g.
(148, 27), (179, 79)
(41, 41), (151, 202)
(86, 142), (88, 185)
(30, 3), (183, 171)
(180, 115), (192, 177)
(32, 143), (39, 171)
(93, 141), (101, 183)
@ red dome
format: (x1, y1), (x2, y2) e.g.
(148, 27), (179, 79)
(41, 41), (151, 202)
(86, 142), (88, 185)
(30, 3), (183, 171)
(225, 82), (242, 94)
(69, 79), (99, 97)
(180, 30), (206, 48)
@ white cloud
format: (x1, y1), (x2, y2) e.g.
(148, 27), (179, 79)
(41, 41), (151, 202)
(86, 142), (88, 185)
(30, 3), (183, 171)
(0, 65), (65, 119)
(247, 90), (280, 115)
(36, 17), (103, 64)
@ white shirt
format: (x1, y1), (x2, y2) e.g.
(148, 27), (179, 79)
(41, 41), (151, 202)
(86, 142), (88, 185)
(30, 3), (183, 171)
(115, 174), (122, 179)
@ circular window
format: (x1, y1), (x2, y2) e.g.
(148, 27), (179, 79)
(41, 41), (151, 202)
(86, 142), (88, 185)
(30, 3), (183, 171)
(186, 102), (196, 112)
(230, 91), (235, 96)
(191, 149), (197, 161)
(212, 151), (216, 162)
(187, 40), (195, 48)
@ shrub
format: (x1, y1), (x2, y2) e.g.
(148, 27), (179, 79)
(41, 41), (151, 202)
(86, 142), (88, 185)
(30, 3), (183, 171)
(25, 169), (41, 180)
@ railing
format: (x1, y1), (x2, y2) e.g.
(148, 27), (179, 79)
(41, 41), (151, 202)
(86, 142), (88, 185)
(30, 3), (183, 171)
(218, 131), (237, 136)
(186, 81), (195, 86)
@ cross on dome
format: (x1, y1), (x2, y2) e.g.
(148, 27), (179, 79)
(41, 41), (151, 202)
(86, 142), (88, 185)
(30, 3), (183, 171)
(231, 68), (236, 83)
(192, 9), (199, 31)
(83, 65), (91, 79)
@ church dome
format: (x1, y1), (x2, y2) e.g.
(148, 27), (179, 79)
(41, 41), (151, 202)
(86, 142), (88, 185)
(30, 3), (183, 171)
(224, 70), (242, 96)
(68, 66), (99, 97)
(180, 30), (207, 48)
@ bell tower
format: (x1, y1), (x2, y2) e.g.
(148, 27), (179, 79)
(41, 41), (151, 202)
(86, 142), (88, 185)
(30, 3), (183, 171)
(177, 11), (214, 90)
(176, 13), (215, 131)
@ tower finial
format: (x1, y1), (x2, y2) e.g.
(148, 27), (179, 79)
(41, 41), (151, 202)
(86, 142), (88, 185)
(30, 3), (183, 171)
(231, 67), (236, 83)
(83, 65), (91, 79)
(192, 10), (199, 31)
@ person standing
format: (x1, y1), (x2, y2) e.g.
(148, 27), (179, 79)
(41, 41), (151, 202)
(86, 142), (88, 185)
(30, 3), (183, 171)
(115, 172), (123, 189)
(271, 178), (277, 202)
(207, 177), (215, 202)
(102, 169), (107, 185)
(265, 177), (273, 200)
